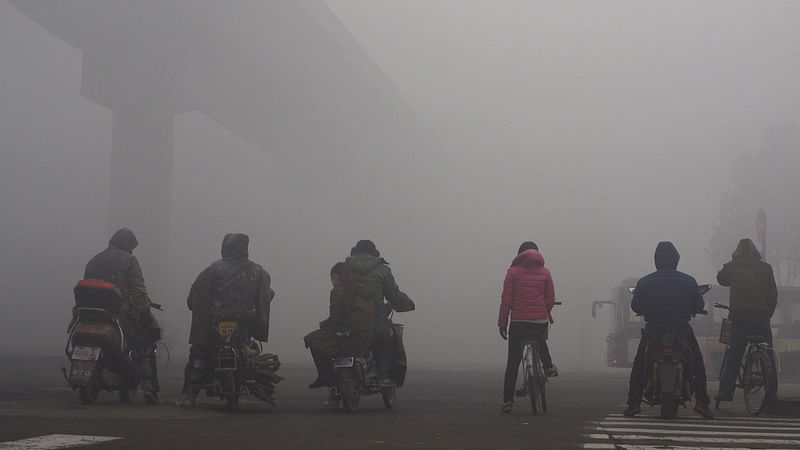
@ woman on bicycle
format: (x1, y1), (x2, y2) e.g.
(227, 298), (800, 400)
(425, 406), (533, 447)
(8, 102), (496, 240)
(498, 241), (557, 413)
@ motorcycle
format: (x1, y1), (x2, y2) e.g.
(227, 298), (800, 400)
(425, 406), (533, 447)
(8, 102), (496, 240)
(196, 319), (282, 412)
(630, 284), (711, 419)
(62, 279), (161, 404)
(329, 323), (405, 413)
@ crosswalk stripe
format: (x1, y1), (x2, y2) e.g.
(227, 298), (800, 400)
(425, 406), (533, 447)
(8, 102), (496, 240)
(596, 426), (800, 437)
(0, 434), (121, 449)
(598, 420), (800, 431)
(606, 413), (800, 422)
(585, 432), (800, 445)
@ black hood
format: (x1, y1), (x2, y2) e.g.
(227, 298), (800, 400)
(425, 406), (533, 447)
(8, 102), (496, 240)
(654, 241), (680, 270)
(732, 238), (761, 260)
(350, 239), (380, 257)
(221, 233), (249, 258)
(109, 228), (138, 253)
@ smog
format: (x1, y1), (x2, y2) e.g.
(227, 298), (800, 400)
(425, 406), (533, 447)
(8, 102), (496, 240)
(1, 0), (799, 378)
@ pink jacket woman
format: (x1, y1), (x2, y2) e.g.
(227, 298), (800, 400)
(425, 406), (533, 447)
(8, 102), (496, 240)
(498, 249), (555, 327)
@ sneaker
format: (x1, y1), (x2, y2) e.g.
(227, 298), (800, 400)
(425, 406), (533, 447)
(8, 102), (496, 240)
(694, 401), (715, 419)
(502, 401), (513, 413)
(545, 365), (559, 377)
(308, 377), (328, 389)
(623, 403), (641, 417)
(378, 377), (396, 388)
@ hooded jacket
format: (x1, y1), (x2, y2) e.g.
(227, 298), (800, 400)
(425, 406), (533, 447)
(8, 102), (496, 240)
(717, 238), (777, 321)
(498, 249), (555, 328)
(84, 228), (151, 314)
(631, 241), (704, 330)
(345, 253), (401, 332)
(187, 233), (274, 345)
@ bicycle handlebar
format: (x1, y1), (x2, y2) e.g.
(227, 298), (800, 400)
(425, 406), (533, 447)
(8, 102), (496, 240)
(713, 302), (730, 310)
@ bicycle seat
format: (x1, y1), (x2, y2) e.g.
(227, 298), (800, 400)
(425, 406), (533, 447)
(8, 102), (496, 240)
(520, 340), (538, 346)
(745, 336), (766, 344)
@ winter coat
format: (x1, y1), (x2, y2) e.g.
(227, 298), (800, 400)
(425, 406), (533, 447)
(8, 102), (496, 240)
(498, 249), (555, 328)
(717, 238), (777, 321)
(345, 254), (402, 333)
(187, 234), (274, 345)
(84, 228), (159, 343)
(631, 241), (704, 330)
(303, 285), (375, 356)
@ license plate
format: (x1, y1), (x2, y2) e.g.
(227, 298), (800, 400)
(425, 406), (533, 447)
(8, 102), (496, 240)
(72, 346), (101, 361)
(218, 321), (238, 337)
(334, 357), (354, 368)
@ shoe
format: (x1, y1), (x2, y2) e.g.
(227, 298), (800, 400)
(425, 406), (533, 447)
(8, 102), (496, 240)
(694, 401), (715, 419)
(515, 387), (528, 397)
(623, 403), (641, 416)
(308, 377), (328, 389)
(502, 401), (513, 413)
(378, 377), (396, 388)
(545, 365), (559, 377)
(143, 391), (159, 405)
(714, 393), (733, 402)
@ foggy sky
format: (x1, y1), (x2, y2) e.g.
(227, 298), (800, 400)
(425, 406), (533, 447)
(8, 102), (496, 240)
(2, 1), (799, 371)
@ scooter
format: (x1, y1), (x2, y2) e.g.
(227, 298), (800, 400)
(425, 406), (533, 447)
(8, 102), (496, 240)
(63, 279), (159, 404)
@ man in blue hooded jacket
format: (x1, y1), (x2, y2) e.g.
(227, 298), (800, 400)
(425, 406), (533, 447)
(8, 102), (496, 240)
(623, 241), (714, 418)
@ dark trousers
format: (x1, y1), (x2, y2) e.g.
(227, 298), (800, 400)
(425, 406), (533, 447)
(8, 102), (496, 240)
(503, 321), (553, 402)
(374, 325), (395, 378)
(719, 319), (777, 400)
(627, 328), (709, 405)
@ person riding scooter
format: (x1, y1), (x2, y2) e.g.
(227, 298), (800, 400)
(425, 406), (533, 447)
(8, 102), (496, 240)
(83, 227), (161, 404)
(304, 262), (375, 391)
(623, 241), (714, 419)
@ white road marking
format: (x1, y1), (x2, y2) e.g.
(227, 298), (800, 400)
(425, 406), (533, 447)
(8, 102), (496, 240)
(0, 434), (121, 449)
(597, 426), (800, 437)
(582, 445), (616, 449)
(585, 433), (800, 445)
(606, 412), (800, 422)
(598, 419), (800, 430)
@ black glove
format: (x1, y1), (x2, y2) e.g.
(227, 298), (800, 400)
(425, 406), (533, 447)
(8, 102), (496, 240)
(499, 327), (508, 340)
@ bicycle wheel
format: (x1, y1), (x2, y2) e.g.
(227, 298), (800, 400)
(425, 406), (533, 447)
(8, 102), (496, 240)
(527, 348), (545, 415)
(715, 348), (730, 410)
(743, 350), (769, 415)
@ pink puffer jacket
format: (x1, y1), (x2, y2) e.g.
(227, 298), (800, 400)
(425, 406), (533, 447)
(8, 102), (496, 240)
(498, 249), (555, 328)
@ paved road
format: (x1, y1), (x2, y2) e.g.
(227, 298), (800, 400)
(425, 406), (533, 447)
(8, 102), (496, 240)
(0, 356), (797, 449)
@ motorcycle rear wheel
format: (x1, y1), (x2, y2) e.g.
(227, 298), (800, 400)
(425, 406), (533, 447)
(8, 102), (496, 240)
(341, 380), (360, 413)
(660, 393), (678, 419)
(381, 387), (396, 409)
(118, 386), (137, 404)
(79, 383), (99, 404)
(225, 394), (238, 413)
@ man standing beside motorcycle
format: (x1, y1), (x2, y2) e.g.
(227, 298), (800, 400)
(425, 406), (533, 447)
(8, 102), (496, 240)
(83, 227), (161, 404)
(623, 241), (714, 418)
(181, 233), (274, 407)
(715, 238), (778, 403)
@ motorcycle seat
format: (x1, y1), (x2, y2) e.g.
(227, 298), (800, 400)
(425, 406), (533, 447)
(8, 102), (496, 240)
(745, 335), (767, 344)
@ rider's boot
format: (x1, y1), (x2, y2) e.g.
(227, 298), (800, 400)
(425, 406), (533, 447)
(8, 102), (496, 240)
(180, 356), (209, 408)
(308, 349), (333, 389)
(623, 402), (642, 416)
(694, 400), (715, 419)
(134, 345), (159, 405)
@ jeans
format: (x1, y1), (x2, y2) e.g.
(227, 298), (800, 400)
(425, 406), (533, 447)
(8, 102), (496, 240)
(627, 327), (710, 405)
(718, 319), (777, 400)
(503, 321), (553, 402)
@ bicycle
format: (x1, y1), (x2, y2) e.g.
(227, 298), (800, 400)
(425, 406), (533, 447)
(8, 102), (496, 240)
(713, 302), (774, 415)
(517, 301), (560, 415)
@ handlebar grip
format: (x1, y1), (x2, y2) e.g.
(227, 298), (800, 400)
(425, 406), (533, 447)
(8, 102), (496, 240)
(150, 302), (163, 311)
(695, 310), (708, 315)
(554, 301), (562, 305)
